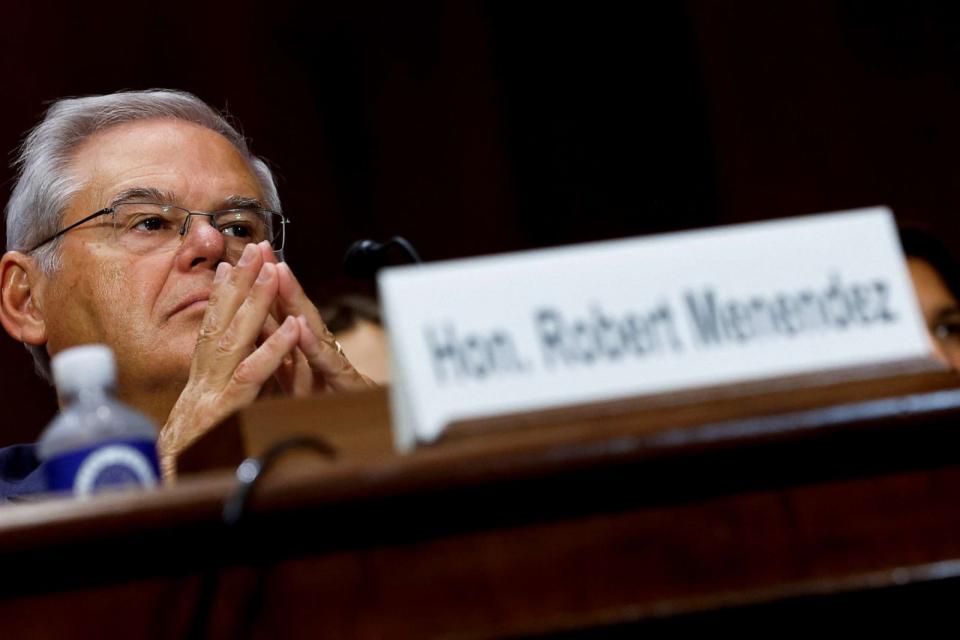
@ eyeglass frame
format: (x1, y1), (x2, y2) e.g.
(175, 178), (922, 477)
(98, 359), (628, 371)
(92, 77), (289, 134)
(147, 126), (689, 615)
(27, 203), (290, 254)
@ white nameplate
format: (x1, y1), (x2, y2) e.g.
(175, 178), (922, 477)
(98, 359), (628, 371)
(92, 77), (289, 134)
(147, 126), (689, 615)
(379, 207), (942, 451)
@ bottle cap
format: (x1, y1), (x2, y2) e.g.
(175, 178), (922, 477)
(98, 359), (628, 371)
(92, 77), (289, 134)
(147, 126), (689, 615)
(51, 344), (117, 396)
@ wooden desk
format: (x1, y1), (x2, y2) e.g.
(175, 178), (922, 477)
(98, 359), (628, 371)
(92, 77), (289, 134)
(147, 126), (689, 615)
(2, 373), (960, 637)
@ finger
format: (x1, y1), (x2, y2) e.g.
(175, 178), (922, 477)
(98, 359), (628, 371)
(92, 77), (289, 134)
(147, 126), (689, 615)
(229, 315), (301, 400)
(211, 262), (281, 380)
(261, 315), (313, 396)
(254, 241), (286, 323)
(288, 347), (314, 396)
(275, 261), (338, 345)
(259, 315), (289, 365)
(258, 240), (278, 265)
(195, 243), (265, 361)
(274, 262), (374, 390)
(254, 317), (286, 399)
(260, 315), (294, 387)
(296, 315), (374, 391)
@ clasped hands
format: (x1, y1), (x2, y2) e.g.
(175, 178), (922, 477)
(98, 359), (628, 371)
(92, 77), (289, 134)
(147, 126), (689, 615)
(158, 241), (373, 478)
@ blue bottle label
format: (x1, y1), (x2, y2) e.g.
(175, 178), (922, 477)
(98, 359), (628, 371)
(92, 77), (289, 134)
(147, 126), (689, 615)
(44, 438), (160, 496)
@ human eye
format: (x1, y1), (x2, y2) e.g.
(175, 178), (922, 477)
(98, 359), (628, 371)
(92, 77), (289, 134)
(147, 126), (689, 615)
(935, 320), (960, 343)
(131, 216), (170, 232)
(117, 205), (178, 234)
(933, 309), (960, 343)
(216, 210), (266, 241)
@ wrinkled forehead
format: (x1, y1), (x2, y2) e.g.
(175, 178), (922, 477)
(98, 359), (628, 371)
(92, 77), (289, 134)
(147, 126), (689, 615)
(66, 118), (266, 215)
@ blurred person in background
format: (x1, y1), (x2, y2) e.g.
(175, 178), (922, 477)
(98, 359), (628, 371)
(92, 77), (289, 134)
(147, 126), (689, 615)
(901, 227), (960, 369)
(321, 294), (390, 385)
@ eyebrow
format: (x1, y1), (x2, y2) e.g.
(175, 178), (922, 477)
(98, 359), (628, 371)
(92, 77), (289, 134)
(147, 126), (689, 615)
(933, 306), (960, 323)
(108, 188), (267, 211)
(222, 195), (267, 210)
(109, 187), (178, 207)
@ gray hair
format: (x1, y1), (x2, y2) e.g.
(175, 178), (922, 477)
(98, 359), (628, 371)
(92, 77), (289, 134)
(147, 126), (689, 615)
(4, 89), (282, 381)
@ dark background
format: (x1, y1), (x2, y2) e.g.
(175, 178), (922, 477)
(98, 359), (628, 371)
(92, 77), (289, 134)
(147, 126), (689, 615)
(2, 1), (959, 445)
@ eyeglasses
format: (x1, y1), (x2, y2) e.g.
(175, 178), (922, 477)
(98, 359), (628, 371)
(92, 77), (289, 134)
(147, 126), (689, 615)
(29, 202), (289, 259)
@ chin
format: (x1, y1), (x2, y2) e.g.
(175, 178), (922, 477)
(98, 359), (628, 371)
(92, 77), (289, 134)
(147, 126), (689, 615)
(144, 336), (198, 383)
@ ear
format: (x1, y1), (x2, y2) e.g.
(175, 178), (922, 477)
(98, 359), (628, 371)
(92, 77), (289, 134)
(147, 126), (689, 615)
(0, 251), (48, 347)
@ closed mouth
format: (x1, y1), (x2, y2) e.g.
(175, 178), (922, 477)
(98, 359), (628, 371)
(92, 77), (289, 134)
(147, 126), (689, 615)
(171, 295), (210, 318)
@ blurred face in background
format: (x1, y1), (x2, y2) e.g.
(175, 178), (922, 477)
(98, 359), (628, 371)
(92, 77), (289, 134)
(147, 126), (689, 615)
(334, 319), (390, 385)
(907, 257), (960, 369)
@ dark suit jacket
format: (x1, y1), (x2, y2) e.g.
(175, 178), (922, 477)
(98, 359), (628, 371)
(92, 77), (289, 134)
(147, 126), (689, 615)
(0, 444), (44, 503)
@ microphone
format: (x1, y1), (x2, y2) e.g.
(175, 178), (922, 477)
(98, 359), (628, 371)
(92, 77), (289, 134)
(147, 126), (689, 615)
(343, 236), (422, 277)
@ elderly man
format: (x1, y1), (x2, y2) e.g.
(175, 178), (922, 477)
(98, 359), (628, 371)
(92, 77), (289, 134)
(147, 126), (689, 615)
(0, 89), (372, 494)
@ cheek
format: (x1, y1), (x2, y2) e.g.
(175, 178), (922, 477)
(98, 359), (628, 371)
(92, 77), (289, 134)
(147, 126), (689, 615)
(95, 262), (144, 317)
(57, 258), (165, 345)
(42, 238), (178, 357)
(42, 271), (104, 352)
(944, 344), (960, 370)
(99, 259), (172, 336)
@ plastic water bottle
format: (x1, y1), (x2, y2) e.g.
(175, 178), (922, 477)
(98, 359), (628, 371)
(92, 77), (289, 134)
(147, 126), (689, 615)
(37, 344), (161, 497)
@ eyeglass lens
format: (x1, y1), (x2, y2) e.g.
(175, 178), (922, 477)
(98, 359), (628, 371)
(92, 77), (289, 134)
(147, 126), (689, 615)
(110, 203), (284, 257)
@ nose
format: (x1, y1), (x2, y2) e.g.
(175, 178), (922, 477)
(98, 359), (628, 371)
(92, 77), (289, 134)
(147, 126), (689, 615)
(174, 214), (227, 271)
